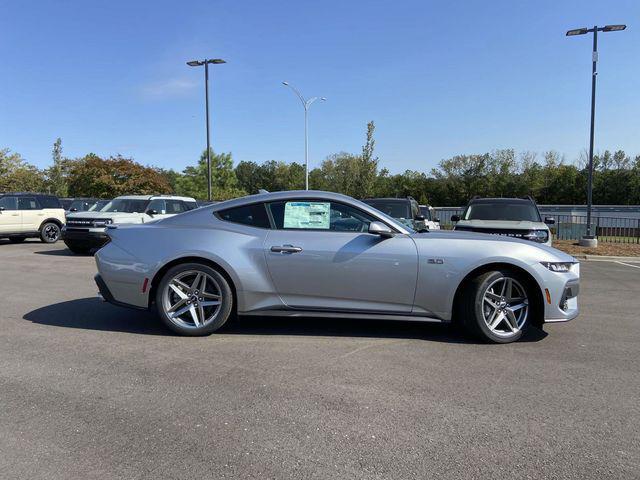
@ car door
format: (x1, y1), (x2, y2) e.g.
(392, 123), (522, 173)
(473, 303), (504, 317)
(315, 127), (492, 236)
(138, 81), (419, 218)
(18, 196), (42, 233)
(0, 196), (21, 233)
(264, 199), (418, 313)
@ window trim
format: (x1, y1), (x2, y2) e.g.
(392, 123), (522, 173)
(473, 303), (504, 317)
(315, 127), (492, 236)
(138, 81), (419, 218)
(266, 198), (400, 233)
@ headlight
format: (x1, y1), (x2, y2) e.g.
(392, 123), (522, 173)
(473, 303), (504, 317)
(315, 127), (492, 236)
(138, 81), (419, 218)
(525, 229), (549, 243)
(540, 261), (576, 272)
(92, 219), (113, 227)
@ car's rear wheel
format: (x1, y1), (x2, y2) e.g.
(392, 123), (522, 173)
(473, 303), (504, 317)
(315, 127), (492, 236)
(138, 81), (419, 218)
(40, 222), (61, 243)
(9, 236), (26, 243)
(463, 270), (531, 343)
(156, 263), (233, 336)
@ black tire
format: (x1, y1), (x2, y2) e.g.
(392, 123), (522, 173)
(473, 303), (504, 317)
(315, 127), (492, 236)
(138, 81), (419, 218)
(461, 269), (533, 344)
(9, 237), (26, 243)
(155, 262), (233, 336)
(40, 222), (61, 243)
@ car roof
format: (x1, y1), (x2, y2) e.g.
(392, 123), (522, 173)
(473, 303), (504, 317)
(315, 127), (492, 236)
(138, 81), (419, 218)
(207, 190), (412, 233)
(363, 197), (412, 202)
(468, 197), (535, 205)
(113, 195), (196, 201)
(0, 192), (57, 197)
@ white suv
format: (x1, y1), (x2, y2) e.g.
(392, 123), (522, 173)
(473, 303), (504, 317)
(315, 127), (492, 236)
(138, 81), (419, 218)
(0, 193), (66, 243)
(63, 194), (198, 254)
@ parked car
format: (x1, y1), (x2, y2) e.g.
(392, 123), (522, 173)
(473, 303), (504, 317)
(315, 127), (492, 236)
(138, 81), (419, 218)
(63, 194), (198, 254)
(419, 204), (441, 230)
(452, 197), (555, 246)
(66, 198), (104, 214)
(362, 197), (428, 231)
(0, 193), (65, 243)
(94, 190), (579, 343)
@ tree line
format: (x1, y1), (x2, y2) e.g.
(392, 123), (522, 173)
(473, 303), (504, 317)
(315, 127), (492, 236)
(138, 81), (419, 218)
(2, 122), (639, 206)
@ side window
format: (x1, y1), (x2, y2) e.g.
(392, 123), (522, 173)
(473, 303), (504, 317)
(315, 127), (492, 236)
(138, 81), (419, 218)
(147, 199), (166, 214)
(184, 201), (198, 211)
(18, 197), (39, 210)
(268, 201), (375, 232)
(38, 196), (61, 209)
(218, 203), (271, 228)
(0, 196), (18, 210)
(165, 200), (188, 214)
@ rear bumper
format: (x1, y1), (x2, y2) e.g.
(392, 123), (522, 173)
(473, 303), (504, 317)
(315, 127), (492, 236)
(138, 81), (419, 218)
(94, 274), (146, 310)
(63, 228), (109, 249)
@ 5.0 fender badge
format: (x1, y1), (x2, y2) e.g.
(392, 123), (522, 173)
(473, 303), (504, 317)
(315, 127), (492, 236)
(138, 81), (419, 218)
(427, 258), (444, 264)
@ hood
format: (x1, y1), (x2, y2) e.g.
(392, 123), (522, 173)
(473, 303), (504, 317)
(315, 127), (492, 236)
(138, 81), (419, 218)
(414, 230), (576, 263)
(66, 211), (147, 224)
(455, 219), (546, 230)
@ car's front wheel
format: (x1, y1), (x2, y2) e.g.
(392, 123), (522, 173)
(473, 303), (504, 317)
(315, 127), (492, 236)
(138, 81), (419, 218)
(155, 263), (233, 336)
(40, 222), (61, 243)
(463, 270), (532, 343)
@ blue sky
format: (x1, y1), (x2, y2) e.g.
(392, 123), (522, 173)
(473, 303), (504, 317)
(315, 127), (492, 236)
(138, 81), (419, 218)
(1, 0), (638, 173)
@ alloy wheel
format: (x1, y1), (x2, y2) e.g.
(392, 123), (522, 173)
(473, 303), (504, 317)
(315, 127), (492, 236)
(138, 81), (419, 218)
(44, 224), (60, 241)
(161, 270), (222, 329)
(482, 277), (529, 338)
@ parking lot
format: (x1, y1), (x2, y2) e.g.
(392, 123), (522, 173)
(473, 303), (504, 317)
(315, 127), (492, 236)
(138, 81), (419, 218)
(1, 240), (639, 479)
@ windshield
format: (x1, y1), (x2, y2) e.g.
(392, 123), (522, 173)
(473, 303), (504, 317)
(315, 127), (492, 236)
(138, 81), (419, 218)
(363, 200), (410, 219)
(88, 200), (109, 212)
(101, 199), (149, 213)
(463, 203), (541, 222)
(419, 206), (432, 220)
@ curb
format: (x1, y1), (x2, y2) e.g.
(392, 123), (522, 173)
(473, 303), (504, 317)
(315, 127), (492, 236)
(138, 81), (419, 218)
(573, 254), (640, 262)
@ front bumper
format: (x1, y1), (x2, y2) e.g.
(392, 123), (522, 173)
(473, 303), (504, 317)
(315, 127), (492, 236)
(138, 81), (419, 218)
(62, 228), (109, 249)
(531, 262), (580, 323)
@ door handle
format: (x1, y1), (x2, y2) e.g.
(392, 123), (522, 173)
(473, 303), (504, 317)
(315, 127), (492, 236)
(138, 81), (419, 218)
(270, 245), (303, 254)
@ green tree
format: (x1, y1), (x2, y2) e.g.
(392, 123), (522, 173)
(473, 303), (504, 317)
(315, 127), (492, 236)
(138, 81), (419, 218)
(67, 154), (172, 197)
(0, 148), (45, 192)
(44, 138), (70, 196)
(175, 149), (246, 200)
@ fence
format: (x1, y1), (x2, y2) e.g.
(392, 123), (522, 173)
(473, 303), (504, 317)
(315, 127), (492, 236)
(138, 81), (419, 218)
(432, 209), (640, 244)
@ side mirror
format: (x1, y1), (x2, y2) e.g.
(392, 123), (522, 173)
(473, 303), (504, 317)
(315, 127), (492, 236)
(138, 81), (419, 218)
(451, 215), (460, 222)
(69, 207), (78, 212)
(433, 217), (440, 223)
(0, 206), (4, 212)
(146, 209), (158, 216)
(544, 216), (556, 225)
(368, 221), (395, 238)
(415, 214), (425, 221)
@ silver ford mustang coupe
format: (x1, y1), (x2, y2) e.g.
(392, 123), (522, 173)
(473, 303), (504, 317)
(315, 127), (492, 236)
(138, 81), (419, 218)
(94, 190), (579, 343)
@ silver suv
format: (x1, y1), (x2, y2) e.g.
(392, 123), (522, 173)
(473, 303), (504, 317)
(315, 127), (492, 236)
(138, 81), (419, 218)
(452, 197), (555, 246)
(63, 194), (197, 253)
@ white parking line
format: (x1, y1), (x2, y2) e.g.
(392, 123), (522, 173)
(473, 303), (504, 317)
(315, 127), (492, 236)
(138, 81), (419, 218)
(614, 261), (640, 270)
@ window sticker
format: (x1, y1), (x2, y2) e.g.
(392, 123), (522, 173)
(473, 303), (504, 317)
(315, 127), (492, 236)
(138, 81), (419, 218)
(283, 201), (330, 229)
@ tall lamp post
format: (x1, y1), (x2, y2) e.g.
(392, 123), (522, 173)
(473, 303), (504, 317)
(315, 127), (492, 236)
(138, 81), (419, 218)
(566, 24), (626, 248)
(282, 81), (326, 190)
(187, 58), (226, 201)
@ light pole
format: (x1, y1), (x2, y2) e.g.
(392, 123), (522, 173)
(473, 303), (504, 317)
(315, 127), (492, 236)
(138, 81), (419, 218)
(187, 58), (226, 201)
(282, 81), (325, 190)
(566, 24), (626, 247)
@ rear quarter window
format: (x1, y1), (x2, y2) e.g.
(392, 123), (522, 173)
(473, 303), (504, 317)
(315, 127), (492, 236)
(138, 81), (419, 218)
(38, 196), (62, 209)
(218, 203), (271, 229)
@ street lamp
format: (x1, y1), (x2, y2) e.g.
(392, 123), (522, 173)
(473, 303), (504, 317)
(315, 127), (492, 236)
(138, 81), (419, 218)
(566, 24), (626, 247)
(282, 81), (326, 190)
(187, 58), (226, 201)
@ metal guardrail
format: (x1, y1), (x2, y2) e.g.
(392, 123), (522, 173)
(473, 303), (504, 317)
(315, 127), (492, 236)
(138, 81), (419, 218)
(434, 210), (640, 243)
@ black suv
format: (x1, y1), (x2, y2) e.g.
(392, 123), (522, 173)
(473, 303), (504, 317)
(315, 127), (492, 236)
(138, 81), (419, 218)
(0, 193), (66, 243)
(362, 197), (427, 231)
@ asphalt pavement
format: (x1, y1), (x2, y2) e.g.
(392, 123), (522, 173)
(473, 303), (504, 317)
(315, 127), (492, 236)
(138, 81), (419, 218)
(0, 240), (638, 479)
